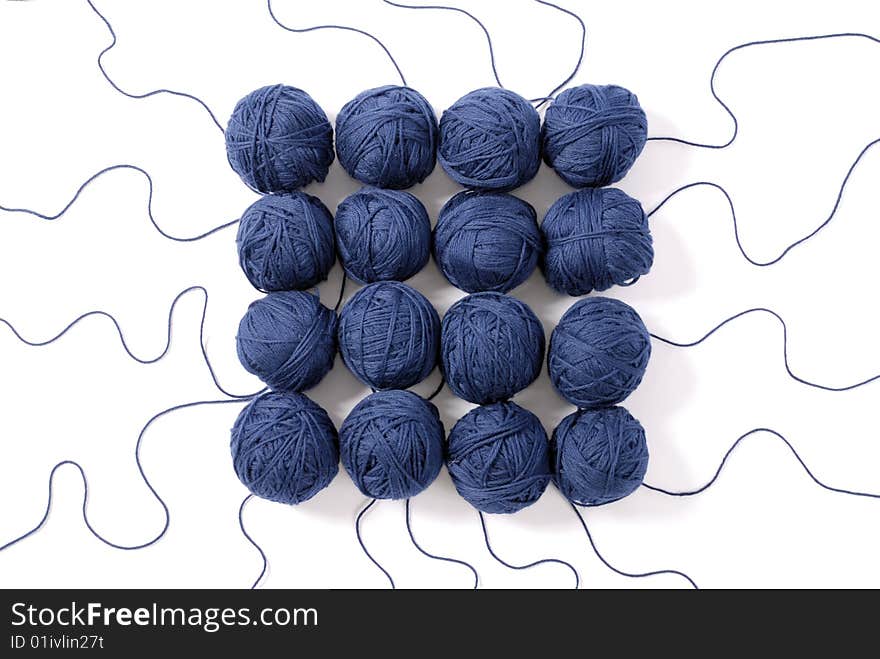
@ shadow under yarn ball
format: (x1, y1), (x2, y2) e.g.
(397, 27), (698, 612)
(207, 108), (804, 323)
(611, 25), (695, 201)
(231, 391), (339, 505)
(551, 405), (648, 506)
(335, 85), (438, 190)
(237, 192), (335, 292)
(339, 390), (444, 500)
(441, 292), (545, 404)
(446, 401), (551, 514)
(439, 87), (541, 191)
(338, 281), (440, 390)
(542, 84), (647, 188)
(226, 84), (334, 193)
(434, 190), (542, 294)
(335, 186), (431, 284)
(236, 291), (337, 392)
(548, 297), (651, 409)
(542, 187), (653, 296)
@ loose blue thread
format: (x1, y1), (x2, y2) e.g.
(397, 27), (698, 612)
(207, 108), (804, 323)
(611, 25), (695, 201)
(648, 138), (880, 267)
(267, 0), (407, 86)
(381, 0), (503, 87)
(479, 511), (580, 589)
(86, 0), (225, 133)
(642, 428), (880, 500)
(355, 499), (396, 589)
(0, 397), (253, 554)
(382, 0), (586, 105)
(405, 499), (479, 589)
(648, 32), (880, 148)
(651, 308), (880, 393)
(569, 504), (699, 589)
(0, 164), (240, 242)
(238, 494), (268, 589)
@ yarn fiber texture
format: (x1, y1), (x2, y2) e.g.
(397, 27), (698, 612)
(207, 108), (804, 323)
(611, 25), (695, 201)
(548, 297), (650, 409)
(237, 192), (336, 292)
(237, 291), (337, 392)
(434, 190), (542, 294)
(439, 87), (541, 191)
(338, 281), (440, 390)
(542, 84), (647, 188)
(446, 401), (551, 514)
(335, 187), (431, 284)
(551, 405), (648, 506)
(226, 84), (334, 193)
(231, 391), (338, 505)
(335, 85), (438, 189)
(441, 292), (545, 404)
(542, 187), (653, 296)
(339, 390), (444, 500)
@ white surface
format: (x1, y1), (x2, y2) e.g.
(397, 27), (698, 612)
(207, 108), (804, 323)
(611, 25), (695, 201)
(1, 0), (879, 589)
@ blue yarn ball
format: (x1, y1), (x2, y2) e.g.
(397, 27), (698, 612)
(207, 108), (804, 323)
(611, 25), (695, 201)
(237, 291), (337, 392)
(551, 405), (648, 506)
(335, 85), (438, 189)
(542, 84), (647, 188)
(446, 401), (551, 514)
(542, 187), (653, 296)
(340, 390), (444, 499)
(335, 187), (431, 284)
(226, 85), (334, 193)
(338, 281), (440, 390)
(231, 391), (339, 505)
(237, 192), (336, 292)
(441, 292), (544, 404)
(434, 190), (542, 294)
(548, 297), (650, 408)
(439, 88), (541, 191)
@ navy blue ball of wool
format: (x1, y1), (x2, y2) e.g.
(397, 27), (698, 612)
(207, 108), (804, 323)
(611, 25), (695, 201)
(339, 390), (444, 499)
(335, 187), (431, 284)
(441, 292), (544, 404)
(542, 187), (653, 296)
(230, 391), (339, 505)
(439, 88), (541, 191)
(335, 86), (438, 189)
(237, 192), (336, 292)
(226, 84), (334, 193)
(338, 281), (440, 390)
(551, 405), (648, 506)
(542, 84), (647, 188)
(446, 401), (551, 514)
(548, 297), (651, 408)
(236, 291), (337, 392)
(434, 190), (542, 294)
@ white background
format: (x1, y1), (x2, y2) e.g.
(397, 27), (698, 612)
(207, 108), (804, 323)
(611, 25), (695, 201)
(0, 0), (879, 589)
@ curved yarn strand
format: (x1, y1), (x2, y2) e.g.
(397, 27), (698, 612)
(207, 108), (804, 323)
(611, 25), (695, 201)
(425, 376), (446, 402)
(238, 495), (269, 589)
(651, 308), (880, 393)
(405, 499), (479, 589)
(478, 511), (579, 589)
(648, 32), (880, 149)
(0, 164), (240, 243)
(530, 0), (587, 106)
(383, 1), (586, 105)
(381, 0), (502, 88)
(648, 137), (880, 267)
(0, 397), (252, 554)
(642, 428), (880, 500)
(0, 285), (262, 400)
(333, 274), (348, 313)
(569, 504), (699, 589)
(267, 0), (407, 86)
(355, 499), (396, 588)
(85, 0), (225, 133)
